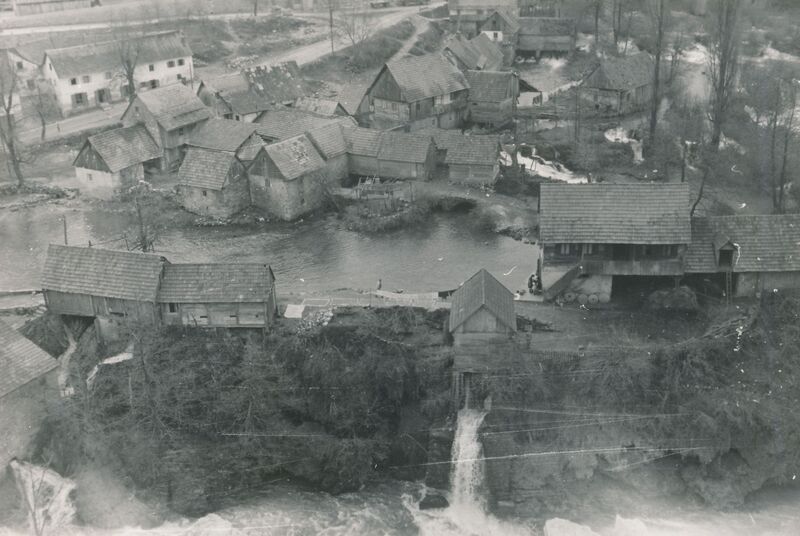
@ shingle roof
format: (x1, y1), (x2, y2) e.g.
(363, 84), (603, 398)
(343, 127), (383, 157)
(0, 320), (58, 399)
(243, 61), (309, 104)
(465, 70), (515, 102)
(158, 264), (274, 303)
(77, 124), (160, 173)
(377, 131), (434, 163)
(583, 53), (654, 91)
(384, 53), (470, 102)
(424, 129), (500, 165)
(46, 31), (191, 79)
(42, 245), (166, 302)
(235, 133), (265, 162)
(518, 17), (575, 37)
(483, 9), (520, 33)
(255, 107), (355, 141)
(187, 118), (258, 152)
(294, 97), (343, 117)
(178, 147), (239, 190)
(470, 33), (505, 69)
(685, 215), (800, 273)
(449, 269), (516, 332)
(263, 134), (326, 181)
(337, 82), (369, 115)
(307, 122), (348, 159)
(134, 84), (213, 131)
(539, 183), (691, 244)
(444, 34), (483, 70)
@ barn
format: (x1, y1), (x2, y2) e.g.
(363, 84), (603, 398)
(581, 53), (655, 115)
(517, 17), (576, 58)
(426, 129), (501, 186)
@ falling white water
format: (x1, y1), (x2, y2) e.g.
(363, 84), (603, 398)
(604, 127), (644, 163)
(10, 460), (76, 536)
(449, 409), (488, 513)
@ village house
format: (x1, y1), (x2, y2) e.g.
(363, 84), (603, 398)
(0, 320), (59, 467)
(121, 83), (213, 170)
(12, 0), (91, 16)
(337, 81), (371, 124)
(464, 69), (524, 127)
(2, 47), (43, 107)
(478, 9), (521, 45)
(158, 264), (277, 329)
(248, 134), (329, 221)
(442, 34), (505, 72)
(538, 183), (691, 303)
(344, 127), (383, 177)
(581, 52), (655, 115)
(72, 124), (161, 199)
(254, 106), (356, 143)
(424, 129), (501, 186)
(516, 17), (576, 58)
(447, 0), (518, 38)
(185, 118), (264, 164)
(685, 215), (800, 298)
(42, 244), (168, 338)
(293, 96), (347, 117)
(0, 50), (23, 117)
(177, 148), (250, 218)
(42, 31), (193, 115)
(306, 122), (351, 183)
(365, 53), (470, 131)
(376, 131), (437, 180)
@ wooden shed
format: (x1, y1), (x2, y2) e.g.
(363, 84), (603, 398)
(177, 148), (250, 219)
(517, 17), (576, 58)
(581, 53), (655, 115)
(464, 70), (523, 127)
(377, 131), (437, 180)
(344, 127), (384, 177)
(449, 269), (517, 348)
(307, 122), (350, 184)
(158, 264), (277, 329)
(427, 129), (501, 185)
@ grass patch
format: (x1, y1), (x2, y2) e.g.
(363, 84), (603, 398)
(229, 16), (309, 40)
(409, 22), (444, 56)
(419, 5), (449, 19)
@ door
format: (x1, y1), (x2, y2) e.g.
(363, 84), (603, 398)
(95, 88), (110, 104)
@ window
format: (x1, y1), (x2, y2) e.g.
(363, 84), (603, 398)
(49, 63), (53, 71)
(177, 74), (183, 81)
(202, 190), (207, 197)
(167, 60), (176, 68)
(70, 77), (78, 85)
(178, 127), (185, 136)
(168, 303), (177, 313)
(583, 244), (594, 255)
(559, 243), (573, 256)
(178, 58), (185, 66)
(719, 249), (734, 269)
(71, 92), (87, 106)
(26, 79), (35, 90)
(82, 75), (91, 83)
(15, 61), (23, 70)
(148, 64), (155, 72)
(493, 31), (499, 40)
(149, 79), (158, 89)
(87, 173), (93, 181)
(104, 71), (112, 80)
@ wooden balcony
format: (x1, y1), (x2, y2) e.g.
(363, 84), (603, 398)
(580, 258), (685, 276)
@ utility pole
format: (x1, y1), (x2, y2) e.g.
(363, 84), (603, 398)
(63, 216), (68, 245)
(329, 0), (335, 54)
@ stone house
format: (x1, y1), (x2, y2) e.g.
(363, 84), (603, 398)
(424, 129), (501, 186)
(442, 34), (504, 72)
(464, 70), (524, 127)
(158, 264), (277, 329)
(685, 215), (800, 298)
(581, 53), (655, 115)
(517, 17), (576, 58)
(365, 53), (470, 131)
(248, 134), (329, 221)
(447, 0), (518, 37)
(42, 244), (168, 338)
(42, 31), (192, 116)
(185, 118), (264, 165)
(0, 320), (59, 468)
(72, 124), (161, 199)
(121, 83), (213, 170)
(293, 96), (347, 117)
(306, 122), (351, 183)
(538, 183), (691, 303)
(177, 148), (250, 218)
(254, 106), (356, 143)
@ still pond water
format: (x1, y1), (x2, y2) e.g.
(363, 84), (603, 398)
(0, 203), (537, 295)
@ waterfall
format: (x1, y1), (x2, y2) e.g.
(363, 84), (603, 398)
(449, 409), (488, 513)
(9, 460), (76, 536)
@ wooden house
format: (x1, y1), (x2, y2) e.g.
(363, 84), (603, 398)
(365, 53), (470, 131)
(538, 183), (691, 303)
(581, 53), (655, 115)
(307, 122), (351, 183)
(377, 131), (437, 180)
(0, 320), (59, 467)
(248, 134), (329, 221)
(185, 118), (264, 165)
(449, 268), (517, 348)
(464, 70), (524, 127)
(685, 215), (800, 298)
(254, 107), (356, 143)
(42, 245), (168, 337)
(121, 83), (213, 171)
(447, 0), (518, 37)
(158, 264), (277, 329)
(478, 9), (521, 45)
(293, 97), (347, 117)
(177, 148), (250, 218)
(443, 34), (504, 72)
(517, 17), (576, 58)
(425, 129), (501, 185)
(72, 124), (161, 199)
(344, 127), (383, 177)
(337, 81), (371, 123)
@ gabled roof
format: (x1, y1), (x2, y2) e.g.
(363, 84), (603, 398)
(583, 52), (654, 91)
(255, 107), (355, 141)
(337, 81), (369, 115)
(262, 134), (326, 181)
(449, 269), (516, 332)
(0, 320), (58, 399)
(343, 127), (383, 157)
(131, 84), (213, 131)
(383, 53), (470, 103)
(158, 264), (275, 303)
(294, 97), (345, 117)
(539, 183), (691, 244)
(444, 34), (484, 70)
(685, 215), (800, 273)
(187, 118), (258, 152)
(518, 17), (575, 37)
(178, 147), (240, 190)
(482, 9), (520, 33)
(42, 245), (167, 302)
(307, 122), (348, 159)
(45, 31), (191, 79)
(377, 131), (434, 163)
(76, 124), (160, 173)
(424, 129), (500, 165)
(243, 61), (309, 104)
(465, 70), (516, 102)
(470, 33), (506, 69)
(235, 132), (266, 162)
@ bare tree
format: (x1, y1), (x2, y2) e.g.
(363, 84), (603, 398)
(114, 29), (143, 104)
(338, 6), (373, 52)
(707, 0), (742, 151)
(775, 80), (796, 213)
(647, 0), (667, 144)
(0, 59), (24, 186)
(592, 0), (603, 52)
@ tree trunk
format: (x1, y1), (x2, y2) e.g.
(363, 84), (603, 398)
(594, 2), (600, 52)
(777, 89), (796, 214)
(253, 0), (258, 17)
(648, 0), (665, 144)
(690, 167), (709, 217)
(769, 107), (779, 210)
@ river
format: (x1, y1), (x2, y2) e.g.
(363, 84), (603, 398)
(0, 202), (537, 295)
